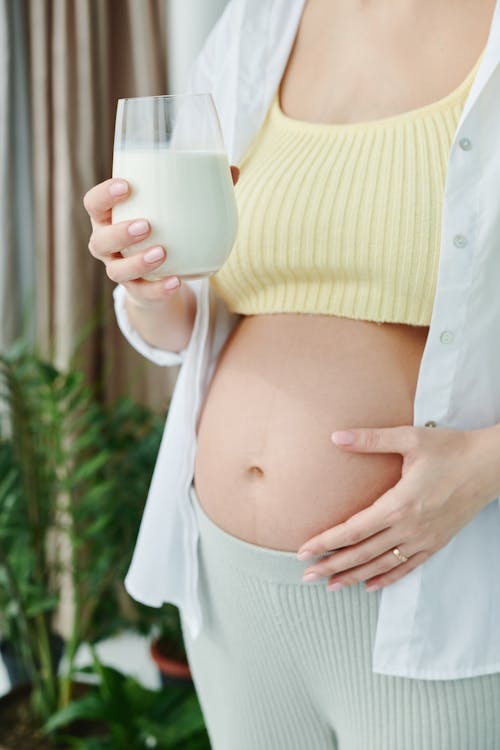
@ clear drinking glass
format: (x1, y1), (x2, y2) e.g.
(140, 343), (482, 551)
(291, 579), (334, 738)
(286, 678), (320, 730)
(112, 93), (238, 280)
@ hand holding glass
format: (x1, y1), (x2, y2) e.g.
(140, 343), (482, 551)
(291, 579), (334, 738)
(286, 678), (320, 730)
(112, 94), (238, 280)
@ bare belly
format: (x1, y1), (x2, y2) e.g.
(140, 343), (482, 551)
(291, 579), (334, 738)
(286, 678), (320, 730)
(194, 313), (428, 551)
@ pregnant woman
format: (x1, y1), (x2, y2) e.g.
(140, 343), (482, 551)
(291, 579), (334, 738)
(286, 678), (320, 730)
(84, 0), (500, 747)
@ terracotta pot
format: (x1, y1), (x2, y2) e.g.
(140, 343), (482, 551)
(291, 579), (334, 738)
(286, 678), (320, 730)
(150, 635), (192, 687)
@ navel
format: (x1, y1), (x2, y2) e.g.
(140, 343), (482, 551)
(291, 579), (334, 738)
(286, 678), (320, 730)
(248, 465), (264, 478)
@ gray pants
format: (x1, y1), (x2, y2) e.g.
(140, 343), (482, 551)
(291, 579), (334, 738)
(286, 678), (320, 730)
(180, 484), (500, 749)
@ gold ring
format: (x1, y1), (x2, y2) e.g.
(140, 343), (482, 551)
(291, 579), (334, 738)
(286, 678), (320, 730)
(392, 547), (408, 563)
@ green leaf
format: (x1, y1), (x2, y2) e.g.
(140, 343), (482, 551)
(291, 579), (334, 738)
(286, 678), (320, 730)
(71, 452), (111, 484)
(25, 594), (60, 617)
(143, 692), (207, 745)
(42, 692), (109, 733)
(53, 737), (112, 750)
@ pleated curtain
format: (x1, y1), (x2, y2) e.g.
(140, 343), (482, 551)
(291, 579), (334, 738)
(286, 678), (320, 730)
(24, 0), (177, 409)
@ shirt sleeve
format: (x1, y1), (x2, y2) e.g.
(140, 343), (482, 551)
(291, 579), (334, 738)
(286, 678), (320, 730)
(112, 283), (189, 366)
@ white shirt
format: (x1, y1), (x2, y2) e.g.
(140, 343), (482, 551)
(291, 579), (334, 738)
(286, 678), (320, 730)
(113, 0), (500, 679)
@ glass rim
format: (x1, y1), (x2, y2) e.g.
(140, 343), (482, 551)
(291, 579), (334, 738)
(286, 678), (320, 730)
(117, 92), (213, 104)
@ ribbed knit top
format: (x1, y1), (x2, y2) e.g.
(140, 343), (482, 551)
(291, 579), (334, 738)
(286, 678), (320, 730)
(210, 51), (484, 325)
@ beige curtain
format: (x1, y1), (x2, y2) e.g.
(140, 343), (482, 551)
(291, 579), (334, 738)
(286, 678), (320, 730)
(17, 0), (175, 639)
(24, 0), (178, 410)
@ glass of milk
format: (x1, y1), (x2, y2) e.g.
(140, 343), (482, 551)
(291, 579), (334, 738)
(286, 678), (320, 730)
(112, 94), (238, 280)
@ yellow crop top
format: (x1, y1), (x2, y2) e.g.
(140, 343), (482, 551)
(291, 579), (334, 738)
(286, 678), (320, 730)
(210, 51), (484, 325)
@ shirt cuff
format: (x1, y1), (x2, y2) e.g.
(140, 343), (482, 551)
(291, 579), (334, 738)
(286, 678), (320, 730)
(112, 283), (189, 367)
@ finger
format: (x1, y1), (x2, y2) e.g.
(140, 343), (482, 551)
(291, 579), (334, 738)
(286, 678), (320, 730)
(83, 178), (130, 228)
(297, 488), (398, 558)
(121, 275), (181, 301)
(230, 165), (240, 185)
(324, 547), (413, 590)
(364, 550), (429, 591)
(88, 219), (151, 260)
(105, 245), (171, 284)
(331, 425), (421, 455)
(302, 527), (398, 579)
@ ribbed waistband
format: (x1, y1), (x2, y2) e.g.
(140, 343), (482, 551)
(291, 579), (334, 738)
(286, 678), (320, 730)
(189, 482), (329, 586)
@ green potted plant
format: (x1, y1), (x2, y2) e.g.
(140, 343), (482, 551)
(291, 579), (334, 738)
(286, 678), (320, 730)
(0, 342), (167, 747)
(42, 644), (209, 749)
(0, 429), (69, 692)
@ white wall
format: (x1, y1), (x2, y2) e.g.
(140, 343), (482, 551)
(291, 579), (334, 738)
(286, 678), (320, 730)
(166, 0), (229, 93)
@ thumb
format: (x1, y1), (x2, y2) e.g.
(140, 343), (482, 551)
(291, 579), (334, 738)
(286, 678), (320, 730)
(331, 425), (416, 455)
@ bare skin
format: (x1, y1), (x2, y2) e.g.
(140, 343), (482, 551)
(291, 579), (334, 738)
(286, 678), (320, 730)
(192, 0), (496, 550)
(83, 0), (495, 553)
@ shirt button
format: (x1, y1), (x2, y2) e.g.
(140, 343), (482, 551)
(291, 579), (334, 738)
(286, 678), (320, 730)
(453, 234), (468, 248)
(424, 420), (437, 428)
(440, 330), (455, 344)
(459, 137), (472, 151)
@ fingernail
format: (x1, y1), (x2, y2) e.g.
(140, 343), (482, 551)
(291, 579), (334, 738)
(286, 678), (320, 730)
(327, 582), (344, 592)
(128, 220), (149, 236)
(297, 549), (314, 561)
(164, 277), (180, 291)
(331, 431), (355, 445)
(144, 246), (165, 263)
(302, 572), (320, 582)
(109, 180), (128, 196)
(365, 583), (381, 592)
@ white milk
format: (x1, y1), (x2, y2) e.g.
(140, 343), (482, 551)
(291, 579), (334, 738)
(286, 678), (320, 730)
(112, 149), (238, 280)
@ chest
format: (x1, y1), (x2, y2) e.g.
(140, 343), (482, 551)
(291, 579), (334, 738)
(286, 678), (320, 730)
(279, 0), (495, 125)
(209, 79), (473, 326)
